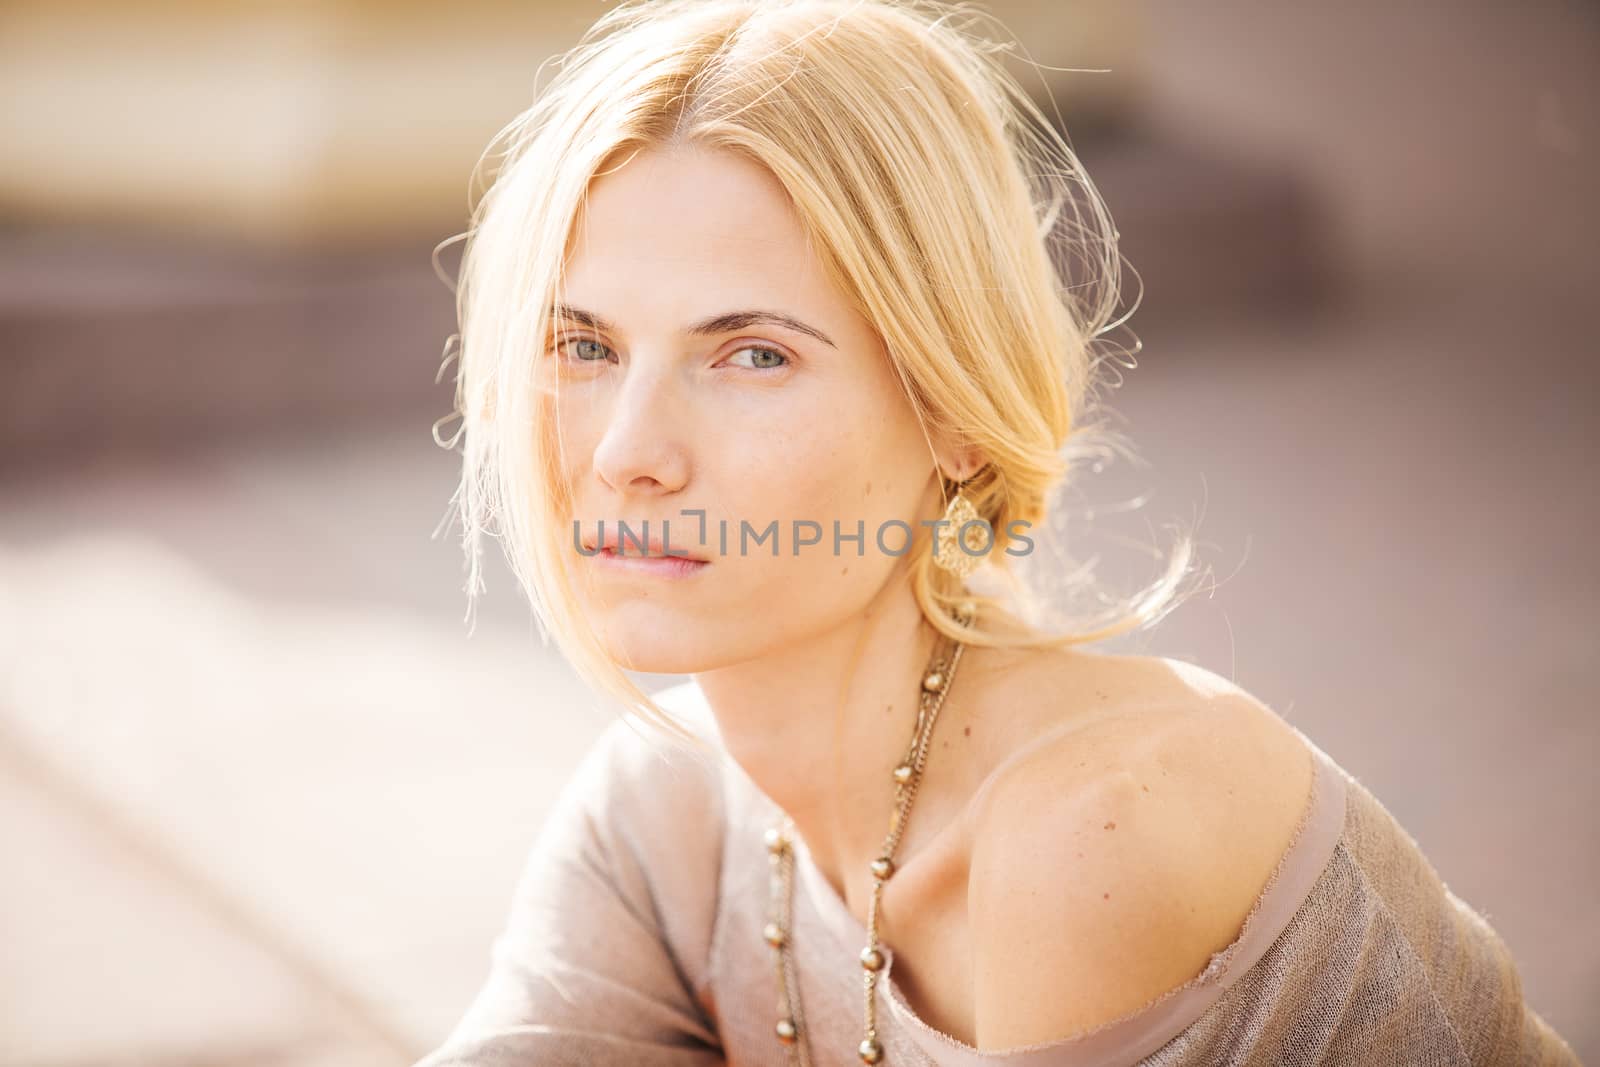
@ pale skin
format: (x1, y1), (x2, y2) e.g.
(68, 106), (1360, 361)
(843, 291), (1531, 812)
(549, 143), (1316, 1051)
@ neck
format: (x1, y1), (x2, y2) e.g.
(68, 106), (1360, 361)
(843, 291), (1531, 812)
(692, 575), (956, 905)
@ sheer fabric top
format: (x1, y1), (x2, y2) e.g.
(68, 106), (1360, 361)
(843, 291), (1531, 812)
(414, 682), (1578, 1066)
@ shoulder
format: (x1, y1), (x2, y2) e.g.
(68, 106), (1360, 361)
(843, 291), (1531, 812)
(556, 682), (727, 843)
(965, 654), (1315, 1051)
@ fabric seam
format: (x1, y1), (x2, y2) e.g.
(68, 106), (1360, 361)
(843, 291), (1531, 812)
(1360, 868), (1472, 1064)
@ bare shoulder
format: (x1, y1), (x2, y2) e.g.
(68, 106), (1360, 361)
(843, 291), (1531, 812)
(964, 652), (1315, 1051)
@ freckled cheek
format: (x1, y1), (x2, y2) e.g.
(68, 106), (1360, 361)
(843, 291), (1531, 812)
(764, 427), (920, 527)
(718, 434), (840, 525)
(548, 396), (608, 468)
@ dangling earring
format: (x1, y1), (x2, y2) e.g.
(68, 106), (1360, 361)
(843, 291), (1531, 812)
(931, 477), (986, 578)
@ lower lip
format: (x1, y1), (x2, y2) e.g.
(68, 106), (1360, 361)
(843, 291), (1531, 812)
(589, 547), (710, 578)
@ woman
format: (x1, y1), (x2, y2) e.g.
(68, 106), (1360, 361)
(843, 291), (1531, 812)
(416, 1), (1578, 1063)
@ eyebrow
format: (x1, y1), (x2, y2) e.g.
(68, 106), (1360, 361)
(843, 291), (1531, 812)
(551, 303), (837, 348)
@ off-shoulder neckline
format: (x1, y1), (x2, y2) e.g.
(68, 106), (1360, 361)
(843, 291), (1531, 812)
(784, 730), (1350, 1066)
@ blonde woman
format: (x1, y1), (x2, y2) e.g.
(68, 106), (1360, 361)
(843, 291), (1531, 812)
(415, 1), (1577, 1064)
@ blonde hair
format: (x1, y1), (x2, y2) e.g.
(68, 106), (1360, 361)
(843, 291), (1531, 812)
(434, 0), (1199, 750)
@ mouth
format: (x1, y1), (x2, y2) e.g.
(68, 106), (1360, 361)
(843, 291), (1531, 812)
(578, 525), (711, 577)
(585, 543), (710, 579)
(581, 539), (709, 562)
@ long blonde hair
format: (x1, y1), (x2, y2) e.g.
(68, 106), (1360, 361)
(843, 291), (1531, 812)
(435, 0), (1199, 750)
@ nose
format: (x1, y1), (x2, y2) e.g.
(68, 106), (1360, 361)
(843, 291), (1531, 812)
(588, 359), (690, 496)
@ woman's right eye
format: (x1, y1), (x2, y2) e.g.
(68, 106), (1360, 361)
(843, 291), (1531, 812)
(553, 337), (614, 364)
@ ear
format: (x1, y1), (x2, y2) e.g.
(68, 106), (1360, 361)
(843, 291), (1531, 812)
(931, 433), (988, 486)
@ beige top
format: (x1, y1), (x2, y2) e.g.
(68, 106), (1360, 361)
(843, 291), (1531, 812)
(414, 682), (1579, 1066)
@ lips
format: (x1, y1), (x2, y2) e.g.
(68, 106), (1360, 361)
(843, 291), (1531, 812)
(581, 525), (708, 561)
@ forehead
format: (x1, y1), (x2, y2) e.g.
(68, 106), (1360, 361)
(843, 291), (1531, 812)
(563, 145), (820, 298)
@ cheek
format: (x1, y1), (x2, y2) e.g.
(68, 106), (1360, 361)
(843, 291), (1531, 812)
(549, 391), (612, 500)
(717, 426), (927, 597)
(713, 394), (904, 526)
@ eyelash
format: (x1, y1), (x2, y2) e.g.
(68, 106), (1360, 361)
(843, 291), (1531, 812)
(550, 336), (791, 372)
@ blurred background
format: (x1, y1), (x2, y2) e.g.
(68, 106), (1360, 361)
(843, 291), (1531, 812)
(1, 0), (1595, 1063)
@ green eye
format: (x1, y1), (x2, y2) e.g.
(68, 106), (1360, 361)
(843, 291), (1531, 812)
(729, 345), (789, 370)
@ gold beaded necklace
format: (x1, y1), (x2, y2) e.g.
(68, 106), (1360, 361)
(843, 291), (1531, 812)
(763, 609), (972, 1065)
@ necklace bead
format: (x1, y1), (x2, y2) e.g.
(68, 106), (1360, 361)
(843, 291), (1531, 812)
(766, 631), (968, 1065)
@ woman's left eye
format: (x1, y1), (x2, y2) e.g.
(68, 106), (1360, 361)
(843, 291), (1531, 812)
(726, 345), (790, 371)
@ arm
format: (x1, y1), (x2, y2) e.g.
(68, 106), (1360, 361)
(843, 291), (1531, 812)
(1349, 790), (1582, 1067)
(412, 714), (726, 1067)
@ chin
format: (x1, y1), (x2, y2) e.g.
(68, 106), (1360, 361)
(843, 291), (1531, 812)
(585, 602), (716, 674)
(606, 641), (736, 677)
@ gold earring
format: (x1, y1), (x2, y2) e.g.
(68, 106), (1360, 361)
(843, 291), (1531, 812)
(931, 479), (986, 578)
